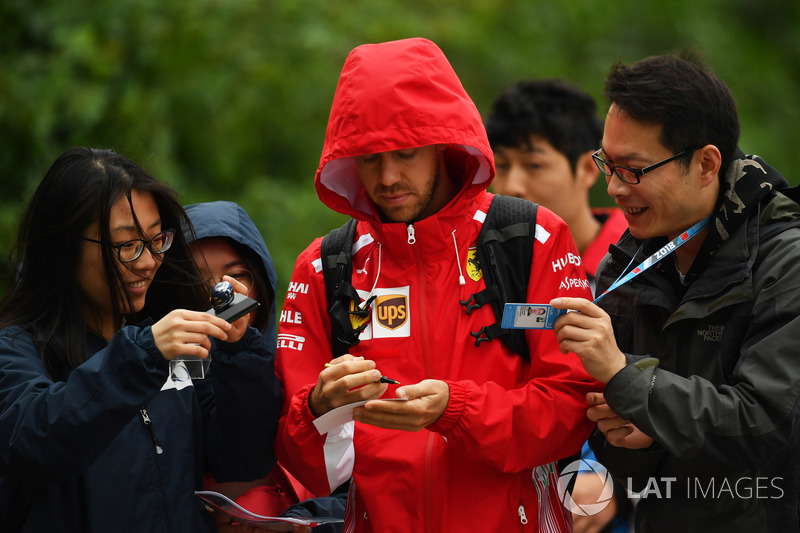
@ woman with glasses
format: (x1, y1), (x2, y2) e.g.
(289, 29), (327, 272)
(0, 147), (282, 532)
(185, 201), (346, 533)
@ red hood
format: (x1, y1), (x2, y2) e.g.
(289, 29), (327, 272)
(315, 37), (494, 220)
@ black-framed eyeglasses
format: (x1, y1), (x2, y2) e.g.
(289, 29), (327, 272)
(592, 148), (695, 185)
(81, 229), (175, 263)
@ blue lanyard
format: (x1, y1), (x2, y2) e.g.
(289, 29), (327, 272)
(593, 216), (712, 304)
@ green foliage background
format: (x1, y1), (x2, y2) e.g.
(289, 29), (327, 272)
(2, 0), (799, 310)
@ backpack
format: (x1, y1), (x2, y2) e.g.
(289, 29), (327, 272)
(320, 195), (538, 361)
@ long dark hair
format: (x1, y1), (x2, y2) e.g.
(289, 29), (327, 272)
(0, 147), (208, 377)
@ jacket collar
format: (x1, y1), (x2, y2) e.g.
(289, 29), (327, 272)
(704, 150), (789, 255)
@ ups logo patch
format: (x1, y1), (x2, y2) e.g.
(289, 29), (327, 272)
(375, 294), (407, 330)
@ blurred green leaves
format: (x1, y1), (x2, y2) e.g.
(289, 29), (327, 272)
(2, 0), (799, 306)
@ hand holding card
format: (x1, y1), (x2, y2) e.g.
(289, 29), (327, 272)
(170, 282), (261, 381)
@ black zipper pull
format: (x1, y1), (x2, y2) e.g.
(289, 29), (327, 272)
(140, 408), (164, 454)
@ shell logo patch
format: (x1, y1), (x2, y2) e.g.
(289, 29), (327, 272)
(467, 248), (482, 282)
(349, 300), (371, 330)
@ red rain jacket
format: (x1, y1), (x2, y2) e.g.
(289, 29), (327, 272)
(276, 37), (599, 533)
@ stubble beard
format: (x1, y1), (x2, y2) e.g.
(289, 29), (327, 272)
(378, 164), (440, 224)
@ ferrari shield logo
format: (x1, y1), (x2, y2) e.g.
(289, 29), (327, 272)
(467, 248), (482, 282)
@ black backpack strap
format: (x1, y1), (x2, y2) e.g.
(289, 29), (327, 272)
(461, 195), (538, 360)
(320, 218), (373, 358)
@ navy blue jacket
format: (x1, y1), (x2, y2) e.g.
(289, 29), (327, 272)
(0, 283), (281, 529)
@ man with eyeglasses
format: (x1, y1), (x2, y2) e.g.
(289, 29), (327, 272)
(550, 51), (800, 531)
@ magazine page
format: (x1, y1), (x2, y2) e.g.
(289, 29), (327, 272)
(196, 490), (344, 530)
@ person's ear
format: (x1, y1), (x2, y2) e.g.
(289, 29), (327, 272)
(575, 150), (599, 191)
(696, 145), (722, 188)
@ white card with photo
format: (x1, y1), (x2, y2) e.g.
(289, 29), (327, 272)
(501, 303), (567, 330)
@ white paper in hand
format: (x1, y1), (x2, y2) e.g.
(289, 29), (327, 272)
(313, 397), (409, 435)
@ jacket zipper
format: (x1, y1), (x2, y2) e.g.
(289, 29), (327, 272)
(518, 503), (528, 525)
(140, 408), (164, 454)
(141, 407), (171, 531)
(408, 223), (434, 532)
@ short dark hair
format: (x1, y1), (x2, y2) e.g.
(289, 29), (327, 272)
(603, 50), (740, 176)
(485, 79), (603, 171)
(0, 147), (207, 376)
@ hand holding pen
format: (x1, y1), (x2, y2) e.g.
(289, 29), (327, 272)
(308, 355), (398, 417)
(324, 363), (399, 384)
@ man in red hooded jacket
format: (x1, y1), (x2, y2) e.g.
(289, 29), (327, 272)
(275, 37), (600, 532)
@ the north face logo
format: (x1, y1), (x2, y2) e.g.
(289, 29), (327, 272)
(375, 295), (407, 330)
(697, 324), (724, 342)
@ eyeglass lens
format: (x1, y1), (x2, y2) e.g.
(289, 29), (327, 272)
(118, 231), (174, 262)
(593, 151), (638, 184)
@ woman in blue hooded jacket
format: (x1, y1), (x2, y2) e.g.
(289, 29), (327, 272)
(0, 148), (282, 532)
(186, 201), (346, 533)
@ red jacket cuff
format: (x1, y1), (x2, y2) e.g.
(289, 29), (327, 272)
(428, 380), (468, 434)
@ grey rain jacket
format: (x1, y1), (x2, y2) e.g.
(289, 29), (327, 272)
(592, 152), (800, 532)
(0, 239), (282, 531)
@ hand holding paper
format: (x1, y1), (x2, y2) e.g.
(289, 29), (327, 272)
(308, 355), (389, 417)
(352, 379), (450, 432)
(313, 397), (409, 434)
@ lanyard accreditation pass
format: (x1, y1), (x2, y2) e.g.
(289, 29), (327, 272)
(592, 216), (712, 304)
(501, 215), (712, 329)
